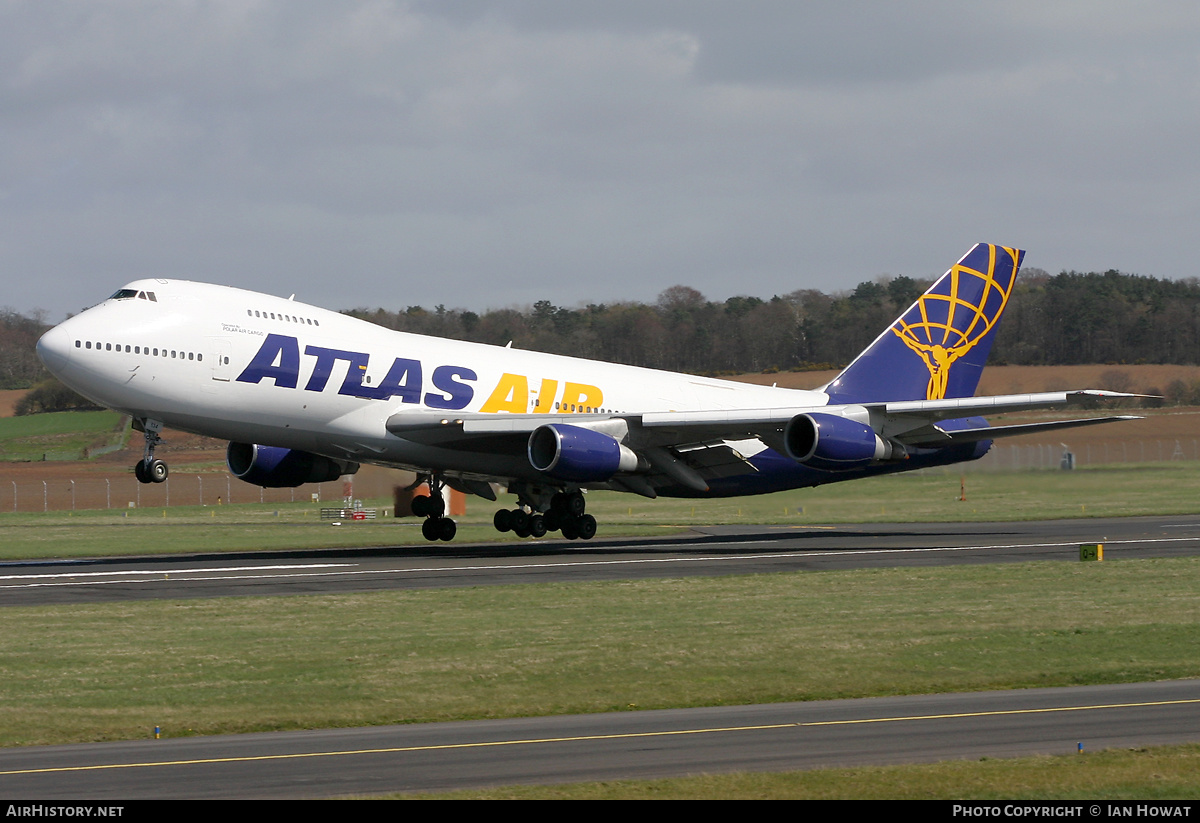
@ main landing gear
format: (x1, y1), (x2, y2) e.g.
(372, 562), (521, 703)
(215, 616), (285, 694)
(412, 480), (595, 543)
(412, 476), (456, 542)
(493, 491), (596, 541)
(133, 420), (168, 484)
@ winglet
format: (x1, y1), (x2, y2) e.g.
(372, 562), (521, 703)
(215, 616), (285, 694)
(824, 244), (1023, 404)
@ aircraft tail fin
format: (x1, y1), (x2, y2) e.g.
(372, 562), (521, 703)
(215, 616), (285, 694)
(823, 243), (1023, 404)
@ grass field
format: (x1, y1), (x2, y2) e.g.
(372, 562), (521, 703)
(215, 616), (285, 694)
(1, 557), (1197, 750)
(0, 413), (1197, 797)
(0, 410), (128, 461)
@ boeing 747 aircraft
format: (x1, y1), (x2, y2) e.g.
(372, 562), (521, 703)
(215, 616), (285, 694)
(36, 243), (1137, 541)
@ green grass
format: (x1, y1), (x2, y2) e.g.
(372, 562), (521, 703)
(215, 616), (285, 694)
(389, 744), (1200, 799)
(1, 558), (1197, 749)
(0, 410), (128, 461)
(588, 460), (1200, 524)
(1, 459), (1198, 797)
(1, 461), (1198, 560)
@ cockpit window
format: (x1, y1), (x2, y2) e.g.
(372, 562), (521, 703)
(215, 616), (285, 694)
(116, 290), (158, 302)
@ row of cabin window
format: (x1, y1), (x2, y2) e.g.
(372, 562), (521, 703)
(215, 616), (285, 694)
(248, 309), (319, 326)
(554, 404), (618, 413)
(76, 340), (203, 361)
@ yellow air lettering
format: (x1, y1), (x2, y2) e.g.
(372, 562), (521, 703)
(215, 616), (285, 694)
(480, 373), (529, 413)
(561, 382), (603, 413)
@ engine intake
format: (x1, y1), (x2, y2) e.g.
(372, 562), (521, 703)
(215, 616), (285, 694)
(783, 413), (895, 471)
(227, 442), (359, 488)
(528, 424), (640, 482)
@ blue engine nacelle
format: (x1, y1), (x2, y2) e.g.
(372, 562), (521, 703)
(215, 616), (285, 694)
(783, 413), (893, 471)
(528, 424), (640, 483)
(226, 442), (360, 488)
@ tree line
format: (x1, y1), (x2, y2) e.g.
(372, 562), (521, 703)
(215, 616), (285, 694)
(4, 267), (1200, 412)
(344, 268), (1200, 373)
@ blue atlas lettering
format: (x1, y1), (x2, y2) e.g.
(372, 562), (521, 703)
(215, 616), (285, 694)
(424, 365), (477, 409)
(236, 334), (300, 388)
(371, 358), (423, 403)
(238, 336), (476, 408)
(304, 346), (371, 394)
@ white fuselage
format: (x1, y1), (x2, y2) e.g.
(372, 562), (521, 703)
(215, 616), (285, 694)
(37, 279), (829, 480)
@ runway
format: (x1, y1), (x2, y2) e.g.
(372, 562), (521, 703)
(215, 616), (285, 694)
(3, 515), (1198, 797)
(0, 680), (1197, 798)
(2, 514), (1199, 606)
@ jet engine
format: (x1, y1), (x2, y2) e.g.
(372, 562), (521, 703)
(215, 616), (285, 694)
(528, 424), (640, 483)
(226, 442), (359, 488)
(783, 413), (896, 471)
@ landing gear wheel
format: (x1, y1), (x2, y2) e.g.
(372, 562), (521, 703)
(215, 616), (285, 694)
(560, 518), (580, 540)
(148, 459), (168, 484)
(493, 509), (513, 532)
(576, 514), (597, 540)
(422, 517), (457, 542)
(551, 492), (586, 518)
(413, 494), (445, 518)
(422, 517), (439, 541)
(529, 515), (547, 538)
(135, 459), (168, 484)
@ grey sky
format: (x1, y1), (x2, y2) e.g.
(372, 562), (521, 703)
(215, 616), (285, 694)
(4, 1), (1199, 321)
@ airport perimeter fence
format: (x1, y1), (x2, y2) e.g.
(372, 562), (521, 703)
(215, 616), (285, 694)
(1, 472), (358, 514)
(2, 436), (1198, 514)
(969, 438), (1200, 472)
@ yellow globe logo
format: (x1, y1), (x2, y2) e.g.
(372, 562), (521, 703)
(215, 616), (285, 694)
(889, 245), (1020, 400)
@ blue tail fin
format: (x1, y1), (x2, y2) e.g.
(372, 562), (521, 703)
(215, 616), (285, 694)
(824, 243), (1023, 404)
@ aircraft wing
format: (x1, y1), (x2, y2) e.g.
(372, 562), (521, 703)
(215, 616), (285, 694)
(635, 390), (1143, 462)
(385, 389), (1143, 491)
(894, 415), (1139, 447)
(841, 390), (1144, 448)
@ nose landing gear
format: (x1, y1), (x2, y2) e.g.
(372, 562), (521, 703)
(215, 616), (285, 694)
(133, 420), (168, 484)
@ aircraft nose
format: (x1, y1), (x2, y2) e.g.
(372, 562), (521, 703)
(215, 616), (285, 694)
(36, 324), (74, 377)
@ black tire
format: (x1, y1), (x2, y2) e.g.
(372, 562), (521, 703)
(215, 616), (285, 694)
(412, 495), (431, 518)
(149, 459), (168, 483)
(493, 508), (513, 532)
(577, 514), (597, 540)
(134, 461), (150, 484)
(529, 515), (547, 538)
(566, 492), (586, 517)
(421, 517), (440, 541)
(511, 509), (529, 532)
(437, 517), (457, 542)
